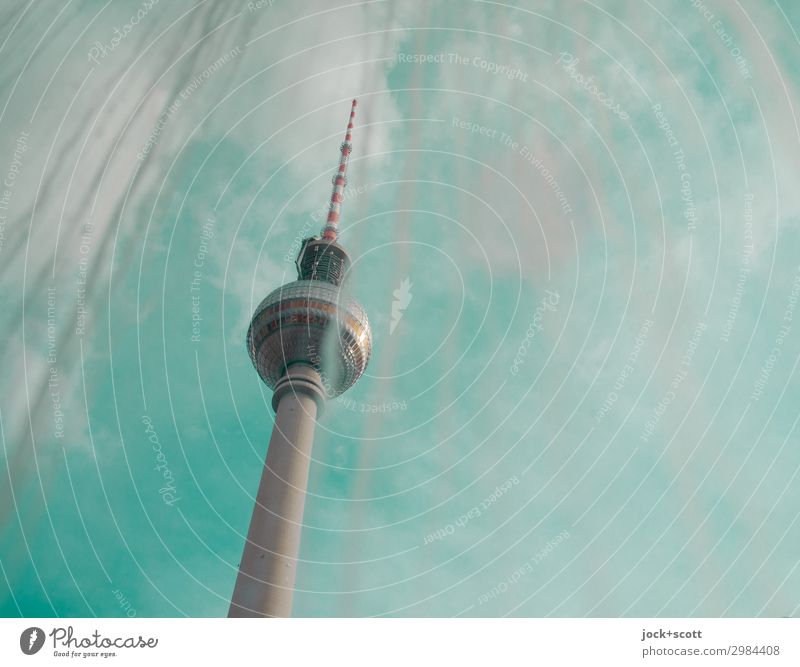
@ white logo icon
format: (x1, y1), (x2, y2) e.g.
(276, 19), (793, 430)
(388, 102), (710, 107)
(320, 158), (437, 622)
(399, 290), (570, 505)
(390, 278), (413, 335)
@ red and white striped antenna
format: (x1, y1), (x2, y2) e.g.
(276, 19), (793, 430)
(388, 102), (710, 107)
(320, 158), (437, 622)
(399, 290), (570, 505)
(321, 99), (357, 241)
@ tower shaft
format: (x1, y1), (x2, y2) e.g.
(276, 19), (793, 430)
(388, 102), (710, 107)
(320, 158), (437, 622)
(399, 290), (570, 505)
(228, 366), (325, 617)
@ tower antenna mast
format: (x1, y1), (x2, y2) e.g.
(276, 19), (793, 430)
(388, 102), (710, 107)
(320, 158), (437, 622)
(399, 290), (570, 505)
(322, 98), (357, 241)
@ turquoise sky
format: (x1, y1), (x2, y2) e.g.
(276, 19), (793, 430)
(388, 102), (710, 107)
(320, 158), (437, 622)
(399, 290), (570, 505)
(1, 0), (799, 617)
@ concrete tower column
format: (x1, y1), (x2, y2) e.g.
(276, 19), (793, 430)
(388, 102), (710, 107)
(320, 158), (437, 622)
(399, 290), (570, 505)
(228, 365), (326, 618)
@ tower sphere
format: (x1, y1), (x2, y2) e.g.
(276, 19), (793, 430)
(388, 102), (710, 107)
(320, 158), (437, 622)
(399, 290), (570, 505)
(247, 278), (372, 397)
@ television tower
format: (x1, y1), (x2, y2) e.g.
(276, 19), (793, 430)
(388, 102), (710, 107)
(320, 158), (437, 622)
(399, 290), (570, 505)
(228, 100), (372, 617)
